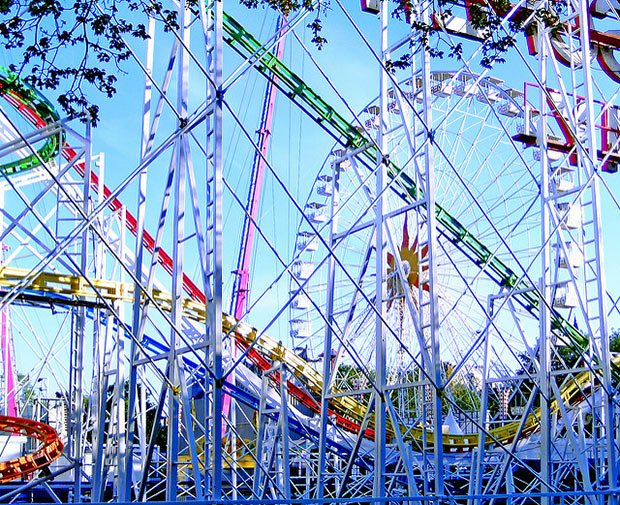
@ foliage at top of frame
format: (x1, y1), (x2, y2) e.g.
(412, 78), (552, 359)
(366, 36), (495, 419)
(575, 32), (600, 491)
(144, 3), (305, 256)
(0, 0), (185, 124)
(389, 0), (566, 70)
(0, 0), (566, 125)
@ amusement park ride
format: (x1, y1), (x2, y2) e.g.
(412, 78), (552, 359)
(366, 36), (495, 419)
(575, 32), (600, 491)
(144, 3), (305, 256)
(0, 0), (619, 502)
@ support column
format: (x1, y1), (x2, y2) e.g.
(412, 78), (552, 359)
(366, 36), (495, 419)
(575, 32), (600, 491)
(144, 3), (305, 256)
(69, 120), (92, 502)
(576, 0), (616, 491)
(206, 0), (224, 498)
(537, 20), (551, 501)
(373, 2), (389, 499)
(122, 13), (156, 503)
(166, 3), (190, 500)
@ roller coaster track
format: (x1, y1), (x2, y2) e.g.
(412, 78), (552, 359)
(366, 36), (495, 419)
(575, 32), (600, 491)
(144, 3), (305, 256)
(0, 74), (63, 177)
(0, 72), (65, 483)
(0, 10), (609, 473)
(0, 69), (205, 305)
(221, 13), (588, 351)
(0, 265), (611, 452)
(0, 415), (64, 483)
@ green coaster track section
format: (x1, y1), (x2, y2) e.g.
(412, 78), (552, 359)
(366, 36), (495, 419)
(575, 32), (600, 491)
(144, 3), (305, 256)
(0, 68), (63, 176)
(0, 16), (596, 360)
(222, 12), (592, 354)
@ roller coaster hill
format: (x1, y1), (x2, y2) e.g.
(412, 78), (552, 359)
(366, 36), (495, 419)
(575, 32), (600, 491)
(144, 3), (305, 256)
(0, 0), (619, 503)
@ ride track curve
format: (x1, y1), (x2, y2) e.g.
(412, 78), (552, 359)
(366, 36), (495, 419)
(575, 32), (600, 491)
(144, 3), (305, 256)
(0, 10), (612, 479)
(0, 416), (63, 483)
(0, 264), (613, 453)
(0, 73), (66, 484)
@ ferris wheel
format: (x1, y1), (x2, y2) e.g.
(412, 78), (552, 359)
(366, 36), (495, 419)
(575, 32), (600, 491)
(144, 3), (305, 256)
(289, 70), (553, 428)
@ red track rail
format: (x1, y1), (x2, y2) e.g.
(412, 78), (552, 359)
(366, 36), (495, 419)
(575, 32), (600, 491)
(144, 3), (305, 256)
(62, 119), (372, 439)
(1, 81), (372, 459)
(64, 146), (206, 304)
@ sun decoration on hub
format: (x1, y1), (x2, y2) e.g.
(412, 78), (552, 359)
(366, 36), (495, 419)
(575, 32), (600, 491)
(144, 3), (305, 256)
(387, 217), (429, 308)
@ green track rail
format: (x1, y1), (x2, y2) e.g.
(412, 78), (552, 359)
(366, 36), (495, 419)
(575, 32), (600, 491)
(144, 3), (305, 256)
(0, 68), (63, 176)
(222, 13), (590, 352)
(0, 21), (591, 356)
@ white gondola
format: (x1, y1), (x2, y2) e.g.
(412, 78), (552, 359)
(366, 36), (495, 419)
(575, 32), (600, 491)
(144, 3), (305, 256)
(387, 89), (403, 112)
(290, 319), (311, 338)
(332, 148), (352, 171)
(290, 292), (311, 310)
(432, 80), (453, 97)
(361, 0), (380, 13)
(497, 101), (521, 117)
(551, 166), (576, 192)
(557, 241), (583, 269)
(553, 281), (578, 308)
(317, 175), (333, 197)
(454, 77), (479, 97)
(292, 260), (313, 280)
(556, 202), (582, 230)
(364, 117), (380, 130)
(388, 100), (400, 114)
(297, 231), (319, 252)
(363, 105), (380, 130)
(306, 202), (327, 224)
(498, 89), (524, 117)
(533, 148), (565, 164)
(478, 86), (500, 103)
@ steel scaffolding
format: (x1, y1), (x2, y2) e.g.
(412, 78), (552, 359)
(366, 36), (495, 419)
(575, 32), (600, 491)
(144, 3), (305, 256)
(0, 0), (618, 503)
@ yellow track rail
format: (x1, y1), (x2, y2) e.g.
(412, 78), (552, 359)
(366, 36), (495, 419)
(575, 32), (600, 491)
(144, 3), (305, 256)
(0, 266), (610, 452)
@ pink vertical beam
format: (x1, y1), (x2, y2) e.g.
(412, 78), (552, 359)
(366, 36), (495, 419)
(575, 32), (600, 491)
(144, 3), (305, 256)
(225, 16), (287, 431)
(231, 15), (287, 320)
(1, 307), (16, 417)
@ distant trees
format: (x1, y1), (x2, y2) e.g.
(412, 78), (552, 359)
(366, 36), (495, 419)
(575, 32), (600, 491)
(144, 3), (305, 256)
(610, 327), (620, 352)
(450, 380), (481, 413)
(15, 372), (39, 411)
(332, 361), (483, 421)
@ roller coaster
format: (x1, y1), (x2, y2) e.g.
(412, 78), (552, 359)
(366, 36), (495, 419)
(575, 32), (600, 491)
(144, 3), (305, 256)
(0, 0), (618, 503)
